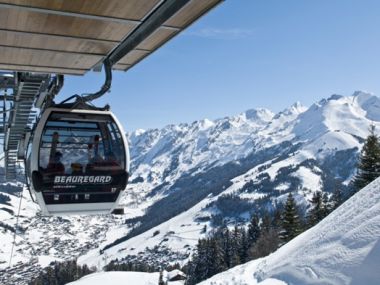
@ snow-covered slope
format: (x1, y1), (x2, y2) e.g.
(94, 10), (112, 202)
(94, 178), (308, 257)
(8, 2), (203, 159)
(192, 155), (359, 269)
(67, 271), (160, 285)
(199, 177), (380, 285)
(67, 270), (186, 285)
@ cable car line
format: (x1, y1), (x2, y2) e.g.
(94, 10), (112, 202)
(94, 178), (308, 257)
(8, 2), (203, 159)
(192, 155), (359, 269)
(75, 59), (112, 103)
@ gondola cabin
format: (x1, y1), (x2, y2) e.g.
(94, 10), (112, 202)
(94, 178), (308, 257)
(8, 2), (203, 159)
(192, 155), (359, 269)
(27, 108), (130, 215)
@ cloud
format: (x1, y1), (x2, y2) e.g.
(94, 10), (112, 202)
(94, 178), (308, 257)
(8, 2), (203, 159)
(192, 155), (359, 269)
(185, 28), (254, 40)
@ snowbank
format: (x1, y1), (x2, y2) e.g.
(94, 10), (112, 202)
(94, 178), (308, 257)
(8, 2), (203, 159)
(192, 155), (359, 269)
(66, 271), (159, 285)
(199, 177), (380, 285)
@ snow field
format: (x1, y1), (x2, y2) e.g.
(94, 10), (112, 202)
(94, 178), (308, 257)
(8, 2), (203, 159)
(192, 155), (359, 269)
(66, 271), (160, 285)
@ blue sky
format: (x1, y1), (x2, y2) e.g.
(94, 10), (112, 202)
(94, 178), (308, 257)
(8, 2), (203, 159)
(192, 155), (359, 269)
(60, 0), (380, 131)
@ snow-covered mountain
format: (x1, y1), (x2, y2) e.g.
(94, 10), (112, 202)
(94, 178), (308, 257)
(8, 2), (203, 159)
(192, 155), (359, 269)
(198, 176), (380, 285)
(77, 92), (378, 269)
(1, 91), (379, 284)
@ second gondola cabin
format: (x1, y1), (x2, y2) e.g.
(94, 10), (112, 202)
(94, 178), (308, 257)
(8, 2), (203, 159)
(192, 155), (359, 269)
(26, 107), (130, 215)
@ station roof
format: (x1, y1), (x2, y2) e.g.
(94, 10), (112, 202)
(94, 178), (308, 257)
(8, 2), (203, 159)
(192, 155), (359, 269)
(0, 0), (222, 75)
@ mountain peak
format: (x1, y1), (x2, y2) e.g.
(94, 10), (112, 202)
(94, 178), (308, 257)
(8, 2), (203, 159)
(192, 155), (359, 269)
(288, 101), (307, 114)
(274, 101), (306, 119)
(197, 118), (215, 130)
(134, 128), (146, 136)
(352, 90), (373, 97)
(327, 94), (344, 101)
(352, 91), (380, 122)
(352, 90), (376, 106)
(243, 108), (274, 122)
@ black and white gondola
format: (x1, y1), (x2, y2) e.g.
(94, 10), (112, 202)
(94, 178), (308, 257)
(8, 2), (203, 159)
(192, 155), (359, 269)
(26, 106), (130, 215)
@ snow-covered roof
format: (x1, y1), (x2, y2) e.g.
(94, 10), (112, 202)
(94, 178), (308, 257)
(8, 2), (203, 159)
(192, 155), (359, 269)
(167, 269), (186, 280)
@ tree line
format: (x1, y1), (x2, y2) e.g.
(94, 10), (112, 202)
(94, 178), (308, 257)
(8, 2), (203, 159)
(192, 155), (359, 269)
(29, 260), (93, 285)
(184, 188), (343, 285)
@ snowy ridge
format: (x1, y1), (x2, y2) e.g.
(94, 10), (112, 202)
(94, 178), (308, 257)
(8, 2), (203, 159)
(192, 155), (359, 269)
(199, 177), (380, 285)
(128, 91), (378, 191)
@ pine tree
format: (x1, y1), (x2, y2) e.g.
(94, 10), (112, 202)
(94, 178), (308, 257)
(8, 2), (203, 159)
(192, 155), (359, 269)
(307, 191), (324, 227)
(208, 238), (226, 276)
(272, 207), (283, 229)
(185, 259), (198, 285)
(353, 124), (380, 190)
(188, 239), (209, 284)
(230, 226), (241, 267)
(238, 227), (249, 263)
(186, 237), (227, 284)
(322, 192), (331, 218)
(261, 212), (272, 232)
(247, 214), (260, 247)
(249, 227), (280, 259)
(331, 187), (343, 210)
(280, 193), (301, 243)
(221, 228), (232, 268)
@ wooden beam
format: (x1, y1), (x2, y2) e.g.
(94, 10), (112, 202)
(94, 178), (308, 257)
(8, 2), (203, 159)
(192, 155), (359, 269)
(0, 2), (142, 25)
(0, 46), (102, 70)
(113, 63), (131, 71)
(0, 63), (86, 75)
(0, 8), (137, 41)
(108, 0), (191, 65)
(117, 50), (150, 65)
(0, 0), (162, 21)
(0, 43), (108, 56)
(136, 27), (178, 51)
(0, 28), (119, 43)
(164, 0), (222, 28)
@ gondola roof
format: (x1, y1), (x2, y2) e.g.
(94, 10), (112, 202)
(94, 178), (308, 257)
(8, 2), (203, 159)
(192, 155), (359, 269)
(0, 0), (223, 75)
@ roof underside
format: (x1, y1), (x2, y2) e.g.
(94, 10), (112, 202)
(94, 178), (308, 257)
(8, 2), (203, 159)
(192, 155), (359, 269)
(0, 0), (222, 75)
